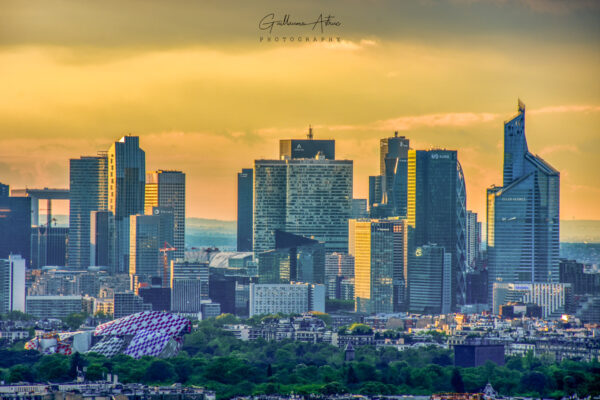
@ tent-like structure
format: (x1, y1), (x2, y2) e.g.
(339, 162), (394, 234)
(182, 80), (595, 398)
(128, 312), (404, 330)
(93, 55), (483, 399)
(25, 311), (191, 359)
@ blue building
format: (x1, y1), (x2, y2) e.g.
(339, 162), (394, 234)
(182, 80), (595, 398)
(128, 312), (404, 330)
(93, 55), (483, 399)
(487, 101), (560, 301)
(0, 185), (31, 265)
(237, 168), (253, 252)
(407, 149), (467, 310)
(368, 133), (410, 218)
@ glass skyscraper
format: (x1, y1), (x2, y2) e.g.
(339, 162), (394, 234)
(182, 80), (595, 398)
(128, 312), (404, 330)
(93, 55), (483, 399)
(0, 186), (31, 265)
(253, 157), (352, 254)
(237, 168), (253, 252)
(145, 170), (185, 260)
(68, 154), (108, 268)
(408, 244), (452, 314)
(487, 101), (560, 298)
(349, 218), (408, 314)
(369, 133), (410, 218)
(407, 149), (467, 310)
(129, 214), (161, 283)
(108, 136), (146, 273)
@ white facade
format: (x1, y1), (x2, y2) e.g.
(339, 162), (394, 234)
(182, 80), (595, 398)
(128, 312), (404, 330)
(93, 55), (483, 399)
(0, 255), (26, 313)
(493, 282), (570, 318)
(249, 282), (325, 317)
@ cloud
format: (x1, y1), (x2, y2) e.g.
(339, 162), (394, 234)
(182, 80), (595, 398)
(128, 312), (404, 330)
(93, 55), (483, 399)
(251, 103), (600, 137)
(529, 105), (600, 114)
(325, 112), (499, 132)
(538, 144), (580, 156)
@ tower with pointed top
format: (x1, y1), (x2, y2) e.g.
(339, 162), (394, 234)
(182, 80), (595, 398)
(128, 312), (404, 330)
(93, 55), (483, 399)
(487, 101), (560, 304)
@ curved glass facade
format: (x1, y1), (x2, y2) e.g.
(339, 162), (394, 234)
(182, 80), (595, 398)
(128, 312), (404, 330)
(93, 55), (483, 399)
(487, 102), (560, 302)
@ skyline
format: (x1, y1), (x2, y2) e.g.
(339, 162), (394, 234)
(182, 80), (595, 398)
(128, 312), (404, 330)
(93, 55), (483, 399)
(1, 0), (599, 221)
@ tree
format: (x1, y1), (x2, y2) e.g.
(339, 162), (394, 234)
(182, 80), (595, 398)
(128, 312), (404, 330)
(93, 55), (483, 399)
(9, 365), (35, 383)
(2, 311), (36, 321)
(62, 312), (88, 330)
(321, 381), (347, 395)
(346, 365), (358, 384)
(69, 352), (85, 379)
(85, 364), (105, 381)
(520, 371), (546, 395)
(35, 355), (70, 381)
(144, 359), (175, 382)
(451, 368), (465, 393)
(214, 313), (239, 327)
(348, 323), (373, 335)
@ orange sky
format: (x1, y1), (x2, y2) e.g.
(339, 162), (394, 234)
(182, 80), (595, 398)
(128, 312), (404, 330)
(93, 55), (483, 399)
(1, 0), (599, 221)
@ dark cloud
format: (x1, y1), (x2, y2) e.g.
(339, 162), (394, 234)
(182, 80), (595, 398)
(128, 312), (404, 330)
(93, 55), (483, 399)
(1, 0), (598, 52)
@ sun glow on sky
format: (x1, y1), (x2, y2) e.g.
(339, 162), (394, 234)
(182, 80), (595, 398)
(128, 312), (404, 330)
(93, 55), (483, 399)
(1, 0), (599, 221)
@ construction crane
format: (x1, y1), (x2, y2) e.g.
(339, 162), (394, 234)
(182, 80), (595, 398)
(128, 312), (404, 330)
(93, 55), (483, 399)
(159, 242), (176, 288)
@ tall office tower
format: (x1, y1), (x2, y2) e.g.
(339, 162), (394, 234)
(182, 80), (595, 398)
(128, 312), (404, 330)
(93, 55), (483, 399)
(466, 210), (481, 268)
(325, 252), (355, 299)
(368, 175), (382, 211)
(351, 199), (368, 219)
(0, 187), (31, 265)
(407, 149), (467, 310)
(237, 168), (253, 251)
(253, 160), (287, 253)
(170, 260), (209, 312)
(108, 136), (146, 273)
(253, 157), (352, 253)
(113, 292), (151, 319)
(256, 230), (325, 284)
(279, 127), (335, 160)
(286, 158), (352, 252)
(0, 255), (26, 313)
(487, 101), (560, 300)
(369, 133), (410, 218)
(349, 218), (408, 314)
(31, 226), (68, 267)
(408, 244), (452, 314)
(90, 210), (116, 268)
(68, 154), (108, 268)
(0, 183), (8, 198)
(145, 170), (185, 260)
(129, 215), (160, 285)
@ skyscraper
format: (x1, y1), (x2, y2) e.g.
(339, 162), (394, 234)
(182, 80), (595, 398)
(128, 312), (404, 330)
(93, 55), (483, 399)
(408, 244), (452, 314)
(369, 133), (410, 218)
(0, 255), (26, 313)
(466, 210), (481, 268)
(279, 127), (335, 160)
(253, 157), (352, 254)
(90, 210), (116, 268)
(487, 101), (560, 299)
(256, 230), (325, 284)
(407, 149), (467, 310)
(108, 136), (146, 272)
(0, 183), (8, 198)
(31, 226), (68, 267)
(349, 218), (408, 314)
(145, 170), (185, 260)
(129, 215), (160, 284)
(0, 186), (31, 265)
(237, 168), (253, 252)
(170, 260), (209, 312)
(68, 154), (108, 267)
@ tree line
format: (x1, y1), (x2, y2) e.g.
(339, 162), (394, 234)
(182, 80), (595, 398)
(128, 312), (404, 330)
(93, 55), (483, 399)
(0, 316), (598, 399)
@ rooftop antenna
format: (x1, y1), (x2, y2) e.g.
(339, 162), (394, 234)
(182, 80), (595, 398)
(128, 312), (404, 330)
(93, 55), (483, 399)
(307, 125), (313, 140)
